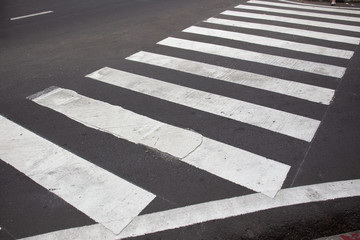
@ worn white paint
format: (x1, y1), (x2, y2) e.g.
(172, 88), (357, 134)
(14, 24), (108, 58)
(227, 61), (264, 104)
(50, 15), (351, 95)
(235, 5), (360, 23)
(127, 51), (335, 104)
(221, 10), (360, 33)
(10, 11), (53, 20)
(20, 179), (360, 240)
(158, 37), (346, 78)
(87, 67), (321, 141)
(248, 0), (360, 15)
(32, 88), (203, 159)
(31, 87), (290, 197)
(204, 17), (360, 45)
(182, 137), (290, 198)
(0, 115), (155, 235)
(183, 26), (354, 59)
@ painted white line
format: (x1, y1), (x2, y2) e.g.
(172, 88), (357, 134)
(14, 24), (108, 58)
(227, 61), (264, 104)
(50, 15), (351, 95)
(221, 10), (360, 33)
(10, 11), (53, 21)
(32, 87), (291, 197)
(248, 0), (360, 15)
(0, 115), (155, 235)
(87, 67), (320, 142)
(235, 5), (360, 23)
(127, 51), (335, 104)
(183, 26), (354, 59)
(181, 137), (290, 198)
(118, 179), (360, 239)
(158, 37), (346, 78)
(20, 179), (360, 240)
(205, 17), (360, 45)
(32, 87), (203, 159)
(279, 0), (360, 10)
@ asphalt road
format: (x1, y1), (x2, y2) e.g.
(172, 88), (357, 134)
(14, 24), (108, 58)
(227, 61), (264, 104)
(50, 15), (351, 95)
(0, 0), (360, 239)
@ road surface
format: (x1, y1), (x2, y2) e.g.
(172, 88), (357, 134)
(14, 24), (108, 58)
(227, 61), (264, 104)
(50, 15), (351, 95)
(1, 0), (360, 239)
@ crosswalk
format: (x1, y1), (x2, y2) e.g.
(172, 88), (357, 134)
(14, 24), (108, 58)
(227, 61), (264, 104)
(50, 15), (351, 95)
(221, 10), (360, 32)
(1, 0), (360, 239)
(0, 116), (155, 235)
(157, 37), (347, 77)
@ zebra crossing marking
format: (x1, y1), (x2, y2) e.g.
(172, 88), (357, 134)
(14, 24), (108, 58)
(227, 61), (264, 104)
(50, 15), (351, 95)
(0, 115), (155, 235)
(87, 67), (321, 141)
(19, 179), (360, 240)
(247, 0), (360, 15)
(7, 1), (360, 239)
(204, 18), (360, 45)
(158, 37), (346, 78)
(31, 87), (291, 197)
(279, 0), (360, 10)
(31, 87), (203, 159)
(183, 26), (354, 58)
(221, 10), (360, 32)
(235, 4), (360, 23)
(127, 51), (335, 104)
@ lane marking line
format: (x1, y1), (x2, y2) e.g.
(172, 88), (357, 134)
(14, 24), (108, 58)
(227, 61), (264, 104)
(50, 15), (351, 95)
(221, 10), (360, 33)
(20, 179), (360, 240)
(127, 51), (335, 104)
(158, 37), (346, 78)
(10, 11), (53, 21)
(183, 26), (354, 59)
(205, 17), (360, 45)
(87, 67), (321, 141)
(31, 87), (291, 197)
(0, 115), (155, 235)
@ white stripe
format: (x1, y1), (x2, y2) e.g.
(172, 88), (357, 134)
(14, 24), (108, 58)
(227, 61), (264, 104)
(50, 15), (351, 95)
(20, 179), (360, 240)
(248, 0), (360, 15)
(127, 51), (335, 104)
(181, 137), (290, 198)
(32, 88), (203, 159)
(221, 10), (360, 33)
(205, 17), (360, 45)
(235, 5), (360, 23)
(158, 37), (346, 78)
(183, 26), (354, 59)
(87, 67), (320, 141)
(279, 0), (360, 10)
(119, 179), (360, 239)
(0, 115), (155, 235)
(32, 87), (291, 197)
(10, 11), (53, 20)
